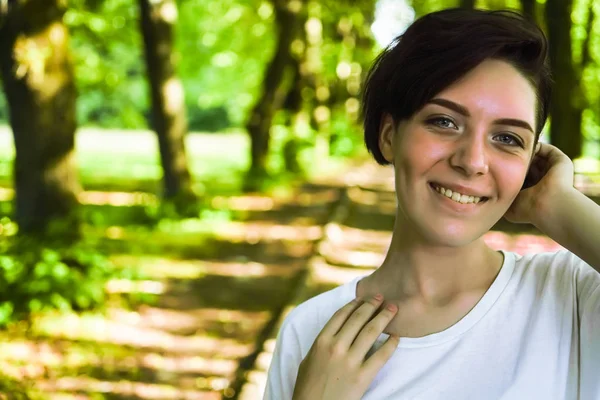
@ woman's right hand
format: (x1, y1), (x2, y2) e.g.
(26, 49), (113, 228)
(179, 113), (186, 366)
(292, 294), (400, 400)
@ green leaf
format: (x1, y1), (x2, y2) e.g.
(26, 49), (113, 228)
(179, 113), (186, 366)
(0, 302), (14, 325)
(28, 298), (42, 313)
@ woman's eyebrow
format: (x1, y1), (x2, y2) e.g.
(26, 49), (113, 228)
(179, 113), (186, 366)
(426, 98), (534, 134)
(493, 118), (534, 134)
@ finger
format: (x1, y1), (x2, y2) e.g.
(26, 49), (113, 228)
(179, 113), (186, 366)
(530, 144), (573, 176)
(361, 334), (400, 381)
(538, 143), (575, 179)
(334, 295), (384, 348)
(536, 143), (571, 165)
(535, 142), (557, 156)
(319, 297), (365, 338)
(350, 302), (399, 361)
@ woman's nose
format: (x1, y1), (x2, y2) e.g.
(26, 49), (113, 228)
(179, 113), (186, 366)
(449, 135), (489, 176)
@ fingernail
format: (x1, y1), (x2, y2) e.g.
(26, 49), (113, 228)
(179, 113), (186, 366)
(374, 293), (383, 301)
(386, 303), (398, 312)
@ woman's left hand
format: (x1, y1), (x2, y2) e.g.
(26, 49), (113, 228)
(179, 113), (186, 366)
(504, 142), (575, 225)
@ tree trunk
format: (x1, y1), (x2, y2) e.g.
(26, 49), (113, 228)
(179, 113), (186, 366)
(0, 0), (80, 237)
(460, 0), (476, 8)
(520, 0), (536, 22)
(545, 0), (583, 159)
(282, 56), (305, 174)
(139, 0), (195, 207)
(244, 0), (304, 191)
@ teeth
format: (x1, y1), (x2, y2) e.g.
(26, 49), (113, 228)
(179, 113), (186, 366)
(433, 184), (482, 204)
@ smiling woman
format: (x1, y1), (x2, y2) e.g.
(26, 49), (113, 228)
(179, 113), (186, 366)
(264, 8), (600, 400)
(375, 58), (541, 248)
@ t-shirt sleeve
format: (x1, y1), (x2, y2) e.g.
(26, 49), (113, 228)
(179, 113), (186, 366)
(263, 316), (303, 400)
(571, 251), (600, 398)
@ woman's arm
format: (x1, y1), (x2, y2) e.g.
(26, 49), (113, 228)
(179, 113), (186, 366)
(505, 143), (600, 272)
(533, 187), (600, 272)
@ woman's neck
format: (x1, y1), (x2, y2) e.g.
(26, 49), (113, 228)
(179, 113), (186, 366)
(358, 229), (504, 308)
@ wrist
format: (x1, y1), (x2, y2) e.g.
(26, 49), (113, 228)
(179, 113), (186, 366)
(531, 186), (579, 233)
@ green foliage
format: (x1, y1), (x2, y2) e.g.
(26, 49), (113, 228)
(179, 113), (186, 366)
(57, 0), (276, 130)
(188, 105), (231, 132)
(329, 110), (364, 157)
(0, 233), (147, 328)
(0, 373), (41, 399)
(0, 92), (7, 122)
(176, 0), (276, 127)
(65, 0), (148, 129)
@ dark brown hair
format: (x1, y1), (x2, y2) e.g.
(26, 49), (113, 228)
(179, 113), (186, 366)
(362, 8), (552, 165)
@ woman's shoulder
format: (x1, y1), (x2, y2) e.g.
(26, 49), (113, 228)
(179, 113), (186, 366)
(509, 249), (600, 299)
(511, 248), (595, 274)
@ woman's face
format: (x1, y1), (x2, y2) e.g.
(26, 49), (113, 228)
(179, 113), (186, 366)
(379, 59), (538, 247)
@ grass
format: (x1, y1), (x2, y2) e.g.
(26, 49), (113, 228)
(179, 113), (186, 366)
(0, 125), (355, 197)
(0, 126), (251, 195)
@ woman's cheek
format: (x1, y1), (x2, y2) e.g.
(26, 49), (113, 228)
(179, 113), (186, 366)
(498, 162), (529, 199)
(402, 134), (447, 167)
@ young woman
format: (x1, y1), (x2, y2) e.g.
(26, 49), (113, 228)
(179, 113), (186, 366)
(264, 8), (600, 400)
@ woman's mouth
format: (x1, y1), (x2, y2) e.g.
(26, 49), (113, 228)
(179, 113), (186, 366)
(429, 182), (489, 205)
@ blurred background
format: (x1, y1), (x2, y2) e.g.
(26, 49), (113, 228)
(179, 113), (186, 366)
(0, 0), (598, 398)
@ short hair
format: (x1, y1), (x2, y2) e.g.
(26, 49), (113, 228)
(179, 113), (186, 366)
(361, 8), (552, 165)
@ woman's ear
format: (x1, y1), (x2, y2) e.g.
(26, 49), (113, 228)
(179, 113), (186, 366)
(379, 114), (396, 163)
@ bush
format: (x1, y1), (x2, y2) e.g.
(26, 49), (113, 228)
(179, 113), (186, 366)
(188, 106), (232, 132)
(0, 235), (147, 328)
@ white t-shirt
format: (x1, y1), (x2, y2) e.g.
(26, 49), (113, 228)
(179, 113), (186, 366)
(263, 250), (600, 400)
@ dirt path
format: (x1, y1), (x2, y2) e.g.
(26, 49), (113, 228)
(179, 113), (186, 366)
(0, 181), (343, 399)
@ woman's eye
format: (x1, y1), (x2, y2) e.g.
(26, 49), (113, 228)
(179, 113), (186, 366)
(494, 133), (522, 147)
(428, 117), (457, 130)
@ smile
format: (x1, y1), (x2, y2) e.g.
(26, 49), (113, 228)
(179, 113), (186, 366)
(429, 183), (489, 205)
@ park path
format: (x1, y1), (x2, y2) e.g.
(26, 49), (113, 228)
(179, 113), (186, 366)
(0, 163), (598, 399)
